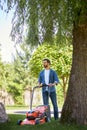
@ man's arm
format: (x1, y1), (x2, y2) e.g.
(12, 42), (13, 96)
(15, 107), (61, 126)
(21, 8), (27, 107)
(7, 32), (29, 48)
(48, 70), (59, 87)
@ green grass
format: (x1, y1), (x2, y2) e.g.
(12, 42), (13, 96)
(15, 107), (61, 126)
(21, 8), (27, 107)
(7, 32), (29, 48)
(0, 114), (87, 130)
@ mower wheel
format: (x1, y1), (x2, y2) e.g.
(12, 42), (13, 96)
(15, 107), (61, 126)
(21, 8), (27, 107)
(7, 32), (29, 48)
(45, 117), (51, 122)
(17, 119), (22, 125)
(35, 119), (40, 125)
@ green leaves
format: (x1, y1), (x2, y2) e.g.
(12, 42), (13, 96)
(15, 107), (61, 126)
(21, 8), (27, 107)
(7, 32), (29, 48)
(29, 43), (72, 78)
(0, 0), (73, 45)
(1, 0), (87, 45)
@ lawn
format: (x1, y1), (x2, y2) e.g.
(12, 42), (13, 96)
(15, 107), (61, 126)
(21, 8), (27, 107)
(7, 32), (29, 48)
(0, 114), (87, 130)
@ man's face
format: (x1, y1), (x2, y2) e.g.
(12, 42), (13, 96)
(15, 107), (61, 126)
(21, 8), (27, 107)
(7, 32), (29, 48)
(42, 60), (49, 68)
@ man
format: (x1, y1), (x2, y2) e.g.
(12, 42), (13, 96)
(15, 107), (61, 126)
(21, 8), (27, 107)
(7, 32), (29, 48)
(38, 58), (59, 120)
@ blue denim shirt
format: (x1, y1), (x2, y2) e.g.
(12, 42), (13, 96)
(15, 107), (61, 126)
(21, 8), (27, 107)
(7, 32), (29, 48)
(38, 69), (59, 92)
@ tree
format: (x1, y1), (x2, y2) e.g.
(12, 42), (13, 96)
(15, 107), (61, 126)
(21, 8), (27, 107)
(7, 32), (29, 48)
(0, 60), (16, 105)
(9, 42), (37, 104)
(0, 0), (72, 45)
(60, 1), (87, 124)
(0, 0), (87, 124)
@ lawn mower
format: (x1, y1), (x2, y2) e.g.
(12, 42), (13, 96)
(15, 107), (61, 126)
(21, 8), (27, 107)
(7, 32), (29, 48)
(17, 85), (51, 125)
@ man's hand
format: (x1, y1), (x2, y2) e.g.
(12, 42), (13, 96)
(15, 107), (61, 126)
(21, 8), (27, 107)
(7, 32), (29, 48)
(48, 83), (56, 87)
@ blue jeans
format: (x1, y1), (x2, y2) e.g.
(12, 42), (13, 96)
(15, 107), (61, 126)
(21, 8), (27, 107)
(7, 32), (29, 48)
(42, 91), (58, 120)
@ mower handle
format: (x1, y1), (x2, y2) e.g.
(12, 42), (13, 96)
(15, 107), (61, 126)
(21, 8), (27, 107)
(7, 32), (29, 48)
(33, 84), (49, 89)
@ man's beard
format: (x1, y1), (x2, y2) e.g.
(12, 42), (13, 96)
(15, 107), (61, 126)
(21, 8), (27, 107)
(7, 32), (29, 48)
(44, 65), (48, 68)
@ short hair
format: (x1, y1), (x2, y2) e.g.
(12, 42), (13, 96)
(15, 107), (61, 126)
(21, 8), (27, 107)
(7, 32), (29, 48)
(42, 58), (51, 64)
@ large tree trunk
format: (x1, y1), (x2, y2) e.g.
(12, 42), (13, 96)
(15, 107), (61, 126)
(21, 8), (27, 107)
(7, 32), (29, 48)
(60, 24), (87, 124)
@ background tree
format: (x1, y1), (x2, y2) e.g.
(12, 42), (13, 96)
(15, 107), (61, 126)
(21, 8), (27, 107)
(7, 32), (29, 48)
(0, 42), (37, 105)
(0, 0), (87, 124)
(8, 42), (37, 104)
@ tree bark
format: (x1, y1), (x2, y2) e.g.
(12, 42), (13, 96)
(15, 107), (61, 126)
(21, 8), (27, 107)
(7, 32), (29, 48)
(60, 24), (87, 124)
(62, 76), (68, 100)
(0, 102), (9, 123)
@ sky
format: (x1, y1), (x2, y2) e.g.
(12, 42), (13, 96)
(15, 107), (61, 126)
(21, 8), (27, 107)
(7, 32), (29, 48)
(0, 9), (16, 62)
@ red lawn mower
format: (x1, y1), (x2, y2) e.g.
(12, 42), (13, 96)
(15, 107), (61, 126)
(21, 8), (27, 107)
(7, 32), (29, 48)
(17, 86), (51, 125)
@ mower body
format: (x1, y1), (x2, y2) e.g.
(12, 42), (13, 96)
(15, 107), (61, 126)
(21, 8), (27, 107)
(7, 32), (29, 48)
(18, 105), (51, 125)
